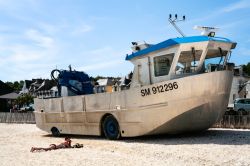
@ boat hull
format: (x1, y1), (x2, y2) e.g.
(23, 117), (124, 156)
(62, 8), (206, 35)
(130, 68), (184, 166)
(34, 70), (233, 137)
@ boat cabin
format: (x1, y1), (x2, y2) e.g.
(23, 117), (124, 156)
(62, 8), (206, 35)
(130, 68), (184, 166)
(126, 36), (236, 88)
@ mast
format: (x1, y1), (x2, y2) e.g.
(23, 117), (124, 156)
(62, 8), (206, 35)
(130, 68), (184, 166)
(168, 14), (186, 37)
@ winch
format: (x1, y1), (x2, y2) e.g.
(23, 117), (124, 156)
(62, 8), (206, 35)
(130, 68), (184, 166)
(51, 65), (93, 97)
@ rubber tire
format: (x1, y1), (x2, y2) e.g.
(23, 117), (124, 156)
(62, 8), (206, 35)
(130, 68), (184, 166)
(102, 116), (121, 140)
(51, 127), (60, 137)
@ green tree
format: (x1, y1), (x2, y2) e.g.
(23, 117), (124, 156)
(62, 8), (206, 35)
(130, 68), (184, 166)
(19, 80), (24, 90)
(16, 94), (34, 107)
(243, 62), (250, 76)
(5, 82), (14, 89)
(13, 81), (20, 90)
(5, 80), (24, 91)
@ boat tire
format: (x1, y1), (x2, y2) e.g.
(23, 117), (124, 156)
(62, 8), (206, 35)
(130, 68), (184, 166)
(51, 127), (61, 137)
(102, 115), (121, 140)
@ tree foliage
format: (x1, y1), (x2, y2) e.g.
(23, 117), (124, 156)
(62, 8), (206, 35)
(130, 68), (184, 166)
(5, 80), (24, 91)
(243, 62), (250, 76)
(15, 94), (34, 106)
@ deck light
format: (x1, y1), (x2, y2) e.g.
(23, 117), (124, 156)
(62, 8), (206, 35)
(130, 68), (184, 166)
(132, 42), (138, 46)
(208, 32), (215, 37)
(168, 13), (186, 37)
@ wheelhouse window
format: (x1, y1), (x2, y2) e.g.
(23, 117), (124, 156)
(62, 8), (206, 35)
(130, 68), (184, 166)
(154, 54), (174, 77)
(175, 49), (203, 74)
(204, 49), (228, 72)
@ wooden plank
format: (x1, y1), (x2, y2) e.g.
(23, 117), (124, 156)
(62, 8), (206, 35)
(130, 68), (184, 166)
(213, 114), (250, 129)
(0, 112), (35, 124)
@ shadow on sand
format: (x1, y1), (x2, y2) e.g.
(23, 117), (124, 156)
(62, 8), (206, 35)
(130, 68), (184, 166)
(42, 129), (250, 146)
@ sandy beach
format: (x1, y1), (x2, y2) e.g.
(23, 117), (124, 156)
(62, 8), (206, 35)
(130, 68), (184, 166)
(0, 123), (249, 166)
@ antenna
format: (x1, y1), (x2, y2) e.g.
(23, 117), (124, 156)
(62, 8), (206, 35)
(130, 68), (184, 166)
(168, 14), (186, 37)
(193, 26), (219, 37)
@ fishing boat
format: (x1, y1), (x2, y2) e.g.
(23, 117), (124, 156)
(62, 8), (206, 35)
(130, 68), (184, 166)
(34, 18), (236, 139)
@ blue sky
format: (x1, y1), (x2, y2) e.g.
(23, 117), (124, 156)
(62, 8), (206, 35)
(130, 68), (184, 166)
(0, 0), (250, 82)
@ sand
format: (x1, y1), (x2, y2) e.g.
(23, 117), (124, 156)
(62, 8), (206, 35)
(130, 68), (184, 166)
(0, 124), (249, 166)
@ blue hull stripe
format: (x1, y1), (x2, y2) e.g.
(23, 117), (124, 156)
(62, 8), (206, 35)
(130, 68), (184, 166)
(125, 36), (233, 60)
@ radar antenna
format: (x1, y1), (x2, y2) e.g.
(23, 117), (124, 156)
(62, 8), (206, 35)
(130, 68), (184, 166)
(168, 14), (186, 37)
(193, 26), (219, 37)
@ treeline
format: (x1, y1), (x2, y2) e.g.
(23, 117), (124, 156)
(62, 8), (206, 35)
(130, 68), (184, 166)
(5, 76), (119, 91)
(5, 81), (24, 91)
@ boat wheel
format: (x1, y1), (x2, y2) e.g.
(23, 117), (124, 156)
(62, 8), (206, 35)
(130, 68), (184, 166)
(102, 115), (121, 140)
(51, 127), (61, 137)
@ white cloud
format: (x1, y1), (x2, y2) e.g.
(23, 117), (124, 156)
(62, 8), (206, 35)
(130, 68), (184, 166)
(221, 0), (250, 13)
(0, 27), (61, 81)
(69, 46), (131, 76)
(71, 24), (93, 36)
(25, 29), (55, 48)
(0, 19), (96, 81)
(78, 60), (123, 72)
(76, 46), (125, 64)
(187, 0), (250, 27)
(0, 0), (40, 17)
(0, 49), (58, 81)
(89, 16), (111, 21)
(88, 46), (114, 57)
(37, 22), (59, 35)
